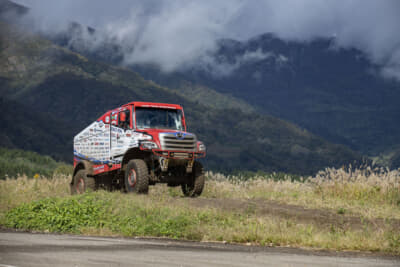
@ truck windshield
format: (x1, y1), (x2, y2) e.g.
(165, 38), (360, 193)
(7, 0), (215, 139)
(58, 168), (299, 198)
(135, 107), (184, 130)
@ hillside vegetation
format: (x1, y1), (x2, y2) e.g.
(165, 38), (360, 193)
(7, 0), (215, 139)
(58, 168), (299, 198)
(1, 168), (399, 254)
(0, 147), (71, 179)
(0, 20), (362, 175)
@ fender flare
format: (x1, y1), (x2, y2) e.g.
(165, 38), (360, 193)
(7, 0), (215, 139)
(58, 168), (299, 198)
(73, 160), (94, 178)
(121, 148), (150, 171)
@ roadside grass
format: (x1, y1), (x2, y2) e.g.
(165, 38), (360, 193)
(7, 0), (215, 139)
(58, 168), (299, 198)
(2, 190), (398, 254)
(0, 167), (399, 254)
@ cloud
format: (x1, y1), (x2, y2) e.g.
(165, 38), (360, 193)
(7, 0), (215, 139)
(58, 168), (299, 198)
(12, 0), (400, 79)
(197, 49), (277, 77)
(234, 0), (400, 80)
(110, 1), (242, 72)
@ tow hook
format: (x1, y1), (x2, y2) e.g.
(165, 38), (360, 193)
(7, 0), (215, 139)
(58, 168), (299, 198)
(160, 158), (169, 172)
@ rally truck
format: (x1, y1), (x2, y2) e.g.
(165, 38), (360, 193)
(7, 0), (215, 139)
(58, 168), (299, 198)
(72, 101), (206, 197)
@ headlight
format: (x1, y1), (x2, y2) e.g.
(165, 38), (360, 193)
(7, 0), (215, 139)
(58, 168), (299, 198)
(140, 141), (159, 150)
(141, 134), (153, 140)
(197, 141), (206, 152)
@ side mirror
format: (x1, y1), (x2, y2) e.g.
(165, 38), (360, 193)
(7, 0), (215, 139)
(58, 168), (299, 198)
(120, 112), (126, 122)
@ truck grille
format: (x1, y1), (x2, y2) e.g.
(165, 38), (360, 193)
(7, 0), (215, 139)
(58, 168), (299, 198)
(159, 132), (197, 152)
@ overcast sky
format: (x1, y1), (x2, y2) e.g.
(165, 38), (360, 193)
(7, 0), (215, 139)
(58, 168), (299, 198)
(13, 0), (400, 79)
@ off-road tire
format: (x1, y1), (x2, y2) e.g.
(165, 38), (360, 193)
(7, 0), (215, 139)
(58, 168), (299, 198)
(181, 161), (205, 197)
(71, 169), (96, 195)
(124, 159), (149, 194)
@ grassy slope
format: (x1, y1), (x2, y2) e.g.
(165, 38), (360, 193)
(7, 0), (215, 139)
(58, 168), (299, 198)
(372, 146), (400, 170)
(0, 21), (362, 174)
(0, 169), (399, 254)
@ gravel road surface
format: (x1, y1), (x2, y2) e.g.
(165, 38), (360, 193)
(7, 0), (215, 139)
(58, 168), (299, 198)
(0, 232), (398, 266)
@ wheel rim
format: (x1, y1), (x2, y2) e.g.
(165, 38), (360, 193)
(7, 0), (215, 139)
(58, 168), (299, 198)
(76, 178), (84, 194)
(128, 169), (137, 188)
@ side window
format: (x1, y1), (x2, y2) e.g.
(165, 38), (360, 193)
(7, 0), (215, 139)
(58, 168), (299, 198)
(118, 109), (130, 129)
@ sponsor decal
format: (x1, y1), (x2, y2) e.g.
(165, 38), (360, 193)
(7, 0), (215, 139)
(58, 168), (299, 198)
(111, 127), (123, 133)
(94, 165), (105, 171)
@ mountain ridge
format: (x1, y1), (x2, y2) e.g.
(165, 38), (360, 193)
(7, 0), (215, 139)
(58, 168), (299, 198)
(0, 18), (363, 175)
(130, 34), (400, 158)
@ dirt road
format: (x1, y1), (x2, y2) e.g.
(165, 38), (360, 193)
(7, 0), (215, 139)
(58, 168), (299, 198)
(0, 232), (398, 267)
(185, 197), (400, 231)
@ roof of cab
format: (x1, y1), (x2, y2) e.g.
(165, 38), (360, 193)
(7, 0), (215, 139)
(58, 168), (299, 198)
(122, 101), (182, 109)
(97, 102), (183, 122)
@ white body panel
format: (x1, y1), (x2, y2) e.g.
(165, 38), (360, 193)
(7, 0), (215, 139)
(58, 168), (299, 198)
(74, 121), (151, 164)
(110, 126), (144, 162)
(74, 121), (111, 164)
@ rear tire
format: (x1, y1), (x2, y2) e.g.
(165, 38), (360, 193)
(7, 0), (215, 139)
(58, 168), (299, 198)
(71, 169), (96, 195)
(124, 159), (149, 194)
(181, 161), (205, 197)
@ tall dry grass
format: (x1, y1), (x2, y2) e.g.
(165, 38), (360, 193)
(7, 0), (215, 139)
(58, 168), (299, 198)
(0, 174), (70, 213)
(1, 166), (399, 220)
(201, 166), (400, 219)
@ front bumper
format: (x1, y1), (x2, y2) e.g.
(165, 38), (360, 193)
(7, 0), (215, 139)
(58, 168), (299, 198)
(153, 150), (206, 160)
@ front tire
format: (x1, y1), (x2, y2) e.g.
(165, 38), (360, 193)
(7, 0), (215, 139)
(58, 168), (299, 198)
(181, 161), (205, 197)
(71, 169), (96, 195)
(124, 159), (149, 194)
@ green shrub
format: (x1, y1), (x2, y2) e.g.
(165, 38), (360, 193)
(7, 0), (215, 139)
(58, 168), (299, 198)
(4, 192), (208, 239)
(5, 194), (110, 233)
